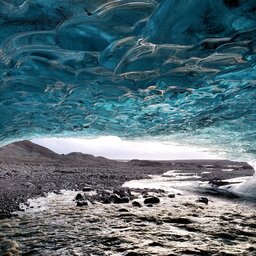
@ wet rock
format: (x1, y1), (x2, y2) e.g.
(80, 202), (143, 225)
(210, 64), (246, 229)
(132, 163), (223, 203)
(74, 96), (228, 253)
(198, 197), (209, 205)
(95, 190), (112, 204)
(168, 194), (175, 198)
(102, 198), (112, 204)
(75, 193), (84, 201)
(181, 249), (204, 255)
(0, 211), (12, 219)
(53, 190), (62, 195)
(144, 197), (160, 205)
(163, 217), (192, 224)
(148, 241), (163, 247)
(216, 233), (236, 240)
(146, 204), (153, 207)
(132, 201), (142, 207)
(118, 208), (129, 212)
(113, 188), (131, 198)
(156, 189), (165, 194)
(141, 190), (149, 196)
(82, 187), (92, 192)
(111, 194), (130, 204)
(111, 194), (122, 203)
(121, 197), (130, 203)
(247, 246), (256, 252)
(76, 200), (89, 207)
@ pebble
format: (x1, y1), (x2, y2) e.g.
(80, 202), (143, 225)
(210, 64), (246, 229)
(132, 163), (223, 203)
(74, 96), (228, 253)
(82, 187), (92, 192)
(198, 197), (209, 205)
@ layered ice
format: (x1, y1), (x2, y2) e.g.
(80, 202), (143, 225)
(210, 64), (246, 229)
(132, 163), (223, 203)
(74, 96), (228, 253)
(0, 1), (256, 168)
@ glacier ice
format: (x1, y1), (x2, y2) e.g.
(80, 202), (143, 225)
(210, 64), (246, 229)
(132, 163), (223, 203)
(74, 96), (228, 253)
(0, 0), (255, 164)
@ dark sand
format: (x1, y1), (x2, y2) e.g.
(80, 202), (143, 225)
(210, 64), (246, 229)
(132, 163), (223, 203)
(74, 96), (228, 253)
(0, 141), (254, 218)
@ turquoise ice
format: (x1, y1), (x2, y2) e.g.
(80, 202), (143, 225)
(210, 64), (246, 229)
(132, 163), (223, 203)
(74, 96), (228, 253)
(0, 0), (255, 164)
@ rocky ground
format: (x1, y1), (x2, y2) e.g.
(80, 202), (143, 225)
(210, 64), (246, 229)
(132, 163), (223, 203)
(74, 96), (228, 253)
(0, 141), (255, 219)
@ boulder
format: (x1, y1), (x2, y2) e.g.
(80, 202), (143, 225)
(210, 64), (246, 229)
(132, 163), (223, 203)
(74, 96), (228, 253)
(118, 208), (129, 212)
(76, 200), (89, 207)
(144, 197), (160, 205)
(111, 194), (130, 204)
(102, 197), (112, 204)
(132, 201), (142, 207)
(113, 188), (131, 198)
(75, 193), (84, 201)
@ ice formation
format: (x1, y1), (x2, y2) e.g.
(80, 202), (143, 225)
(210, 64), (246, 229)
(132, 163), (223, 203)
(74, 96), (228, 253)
(0, 0), (255, 164)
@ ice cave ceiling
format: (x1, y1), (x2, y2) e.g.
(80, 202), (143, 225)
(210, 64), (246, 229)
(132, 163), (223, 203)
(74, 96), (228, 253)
(0, 0), (256, 159)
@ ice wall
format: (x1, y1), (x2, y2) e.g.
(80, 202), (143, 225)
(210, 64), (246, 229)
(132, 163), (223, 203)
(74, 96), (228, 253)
(0, 0), (256, 163)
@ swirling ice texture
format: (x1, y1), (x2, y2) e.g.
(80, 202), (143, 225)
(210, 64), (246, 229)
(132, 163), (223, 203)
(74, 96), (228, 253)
(0, 0), (256, 164)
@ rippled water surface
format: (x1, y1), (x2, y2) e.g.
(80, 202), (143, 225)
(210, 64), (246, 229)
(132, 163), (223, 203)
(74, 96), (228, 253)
(1, 186), (256, 255)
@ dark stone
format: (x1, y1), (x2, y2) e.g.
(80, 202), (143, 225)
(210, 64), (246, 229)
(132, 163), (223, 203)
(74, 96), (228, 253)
(168, 194), (175, 198)
(148, 241), (163, 247)
(113, 188), (131, 198)
(76, 200), (88, 207)
(82, 187), (92, 192)
(121, 197), (130, 203)
(198, 197), (209, 205)
(0, 211), (12, 219)
(216, 233), (236, 240)
(132, 201), (142, 207)
(118, 208), (129, 212)
(163, 217), (192, 224)
(156, 189), (165, 194)
(75, 193), (84, 201)
(111, 194), (130, 204)
(102, 197), (112, 204)
(146, 204), (153, 207)
(181, 249), (203, 255)
(111, 194), (122, 203)
(144, 197), (160, 205)
(53, 190), (62, 194)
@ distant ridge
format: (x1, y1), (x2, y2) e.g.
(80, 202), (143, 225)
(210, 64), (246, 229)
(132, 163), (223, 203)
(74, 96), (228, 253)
(0, 141), (112, 163)
(0, 140), (60, 159)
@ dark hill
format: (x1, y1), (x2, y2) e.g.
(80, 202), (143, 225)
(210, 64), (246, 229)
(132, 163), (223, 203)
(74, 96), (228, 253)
(0, 140), (59, 159)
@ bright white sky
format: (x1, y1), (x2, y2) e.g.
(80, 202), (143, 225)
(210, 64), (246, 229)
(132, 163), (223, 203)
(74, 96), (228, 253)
(31, 136), (218, 160)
